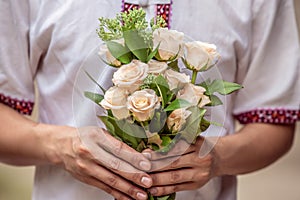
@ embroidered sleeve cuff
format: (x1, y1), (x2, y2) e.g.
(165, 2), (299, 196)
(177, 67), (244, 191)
(234, 109), (300, 125)
(0, 93), (34, 115)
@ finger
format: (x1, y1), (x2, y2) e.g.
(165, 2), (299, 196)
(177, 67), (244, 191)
(143, 139), (196, 161)
(88, 146), (153, 188)
(150, 168), (202, 186)
(88, 163), (149, 200)
(75, 174), (132, 200)
(148, 182), (199, 197)
(151, 153), (212, 172)
(96, 129), (152, 171)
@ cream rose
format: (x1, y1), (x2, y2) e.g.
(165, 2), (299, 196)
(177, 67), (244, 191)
(153, 28), (184, 60)
(112, 59), (148, 93)
(164, 69), (190, 90)
(147, 59), (168, 74)
(127, 89), (160, 122)
(167, 108), (192, 133)
(177, 83), (211, 107)
(98, 39), (125, 67)
(100, 86), (129, 119)
(184, 41), (220, 71)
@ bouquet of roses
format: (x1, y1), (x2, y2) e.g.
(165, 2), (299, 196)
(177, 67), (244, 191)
(84, 8), (242, 200)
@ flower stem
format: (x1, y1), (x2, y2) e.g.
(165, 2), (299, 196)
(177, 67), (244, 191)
(191, 70), (198, 84)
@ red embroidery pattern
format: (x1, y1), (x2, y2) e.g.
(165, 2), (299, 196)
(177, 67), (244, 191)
(156, 3), (172, 28)
(121, 1), (172, 28)
(122, 2), (140, 13)
(234, 109), (300, 124)
(0, 93), (34, 115)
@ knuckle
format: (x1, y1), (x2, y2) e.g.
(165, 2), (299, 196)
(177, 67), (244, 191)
(109, 158), (121, 170)
(77, 145), (91, 157)
(127, 186), (136, 197)
(112, 141), (123, 156)
(76, 160), (88, 172)
(170, 157), (180, 168)
(131, 172), (142, 183)
(170, 171), (181, 183)
(103, 185), (113, 195)
(107, 175), (118, 187)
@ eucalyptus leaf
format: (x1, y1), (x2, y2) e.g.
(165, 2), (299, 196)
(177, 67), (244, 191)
(84, 71), (106, 94)
(164, 99), (192, 112)
(149, 109), (167, 133)
(200, 79), (243, 96)
(168, 59), (179, 72)
(209, 94), (223, 106)
(147, 43), (160, 62)
(179, 106), (206, 143)
(84, 91), (104, 105)
(98, 116), (117, 137)
(154, 75), (170, 108)
(106, 41), (132, 64)
(123, 30), (148, 62)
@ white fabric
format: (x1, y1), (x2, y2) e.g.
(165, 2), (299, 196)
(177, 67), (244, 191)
(0, 0), (299, 200)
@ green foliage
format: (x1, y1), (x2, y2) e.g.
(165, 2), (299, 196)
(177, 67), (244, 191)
(84, 71), (106, 94)
(84, 91), (104, 105)
(149, 109), (167, 133)
(99, 116), (146, 151)
(97, 17), (122, 41)
(164, 99), (192, 112)
(106, 41), (132, 64)
(123, 30), (149, 62)
(199, 79), (243, 96)
(179, 106), (206, 143)
(153, 75), (170, 108)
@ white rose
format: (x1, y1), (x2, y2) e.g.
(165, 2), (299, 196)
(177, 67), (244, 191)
(127, 89), (160, 122)
(167, 108), (192, 133)
(148, 59), (168, 74)
(177, 83), (211, 107)
(112, 59), (148, 93)
(100, 86), (129, 119)
(153, 28), (184, 60)
(164, 69), (190, 90)
(98, 39), (125, 67)
(184, 41), (220, 71)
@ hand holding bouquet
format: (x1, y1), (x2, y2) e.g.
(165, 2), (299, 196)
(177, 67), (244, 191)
(85, 8), (242, 200)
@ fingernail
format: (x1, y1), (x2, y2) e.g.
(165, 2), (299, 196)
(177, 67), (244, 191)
(139, 160), (151, 171)
(142, 152), (151, 159)
(149, 188), (158, 195)
(141, 176), (152, 187)
(137, 192), (147, 200)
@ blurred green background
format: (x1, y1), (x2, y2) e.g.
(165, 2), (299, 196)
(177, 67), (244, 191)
(1, 1), (300, 200)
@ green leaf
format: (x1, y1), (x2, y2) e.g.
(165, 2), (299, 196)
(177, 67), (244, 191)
(84, 91), (104, 105)
(179, 106), (206, 143)
(123, 30), (149, 62)
(161, 136), (172, 147)
(168, 59), (179, 72)
(149, 109), (167, 133)
(106, 41), (132, 64)
(84, 71), (106, 94)
(147, 43), (160, 62)
(209, 95), (223, 106)
(164, 99), (192, 112)
(219, 81), (243, 95)
(154, 75), (170, 108)
(98, 116), (117, 137)
(99, 116), (146, 150)
(115, 119), (147, 149)
(200, 80), (243, 96)
(200, 118), (211, 132)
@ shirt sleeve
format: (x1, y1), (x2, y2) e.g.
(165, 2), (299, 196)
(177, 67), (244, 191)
(0, 0), (36, 115)
(233, 0), (300, 124)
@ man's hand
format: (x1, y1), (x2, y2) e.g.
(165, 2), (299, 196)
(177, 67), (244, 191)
(142, 138), (215, 196)
(42, 125), (153, 200)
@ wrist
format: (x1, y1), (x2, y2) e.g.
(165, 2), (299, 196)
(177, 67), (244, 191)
(34, 123), (74, 166)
